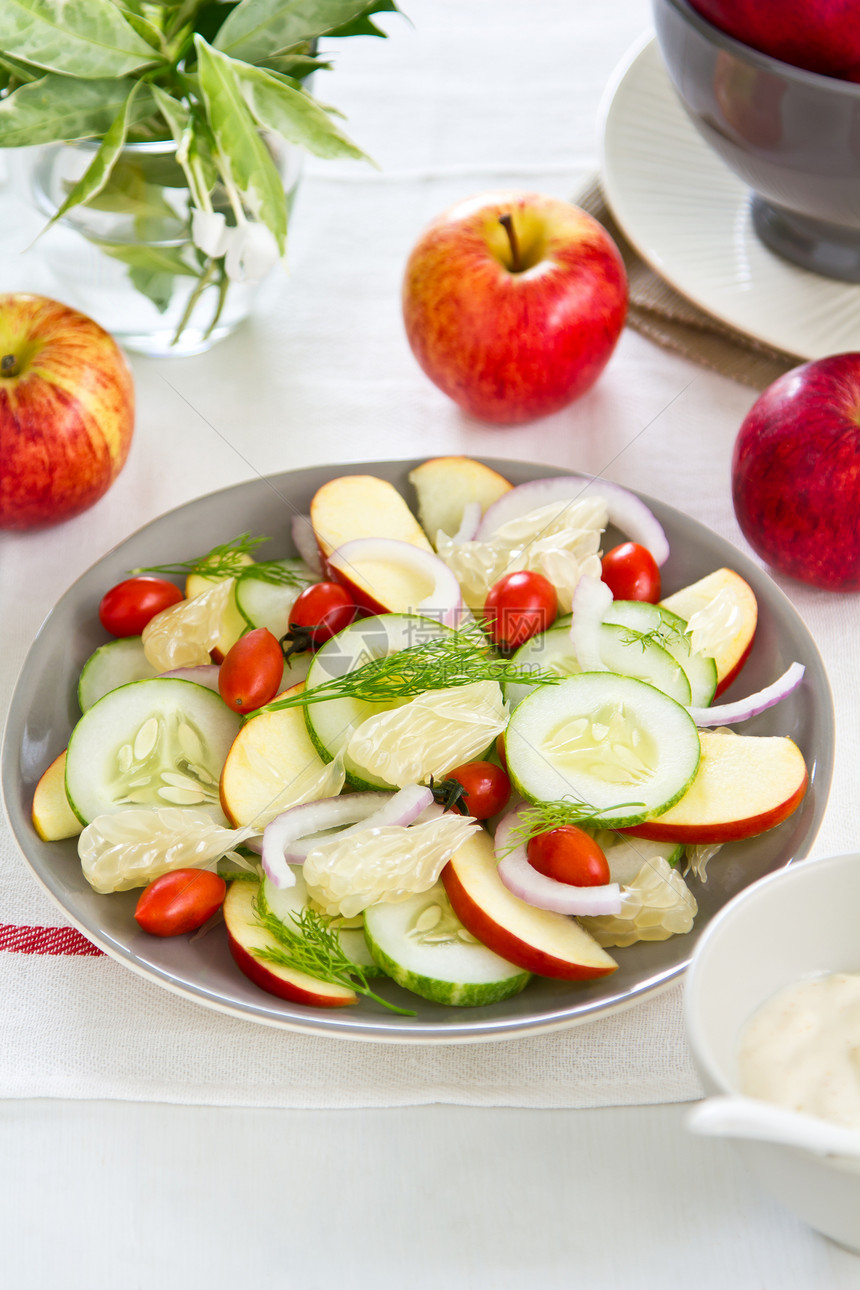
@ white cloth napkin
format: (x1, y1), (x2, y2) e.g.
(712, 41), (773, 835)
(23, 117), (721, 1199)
(2, 0), (858, 1109)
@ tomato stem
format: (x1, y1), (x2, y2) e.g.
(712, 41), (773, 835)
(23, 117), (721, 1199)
(498, 213), (521, 273)
(280, 623), (315, 662)
(429, 775), (469, 814)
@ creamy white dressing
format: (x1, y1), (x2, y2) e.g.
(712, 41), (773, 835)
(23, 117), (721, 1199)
(737, 972), (860, 1130)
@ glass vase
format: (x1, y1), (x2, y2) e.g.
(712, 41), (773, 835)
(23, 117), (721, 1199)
(28, 137), (303, 358)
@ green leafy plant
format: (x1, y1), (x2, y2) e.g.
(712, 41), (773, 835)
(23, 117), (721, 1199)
(0, 1), (398, 342)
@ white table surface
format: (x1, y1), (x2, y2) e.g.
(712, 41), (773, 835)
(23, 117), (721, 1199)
(2, 1), (859, 1284)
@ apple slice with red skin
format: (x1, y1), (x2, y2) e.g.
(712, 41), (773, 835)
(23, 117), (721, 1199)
(621, 730), (807, 845)
(310, 474), (436, 615)
(31, 750), (82, 841)
(223, 880), (356, 1008)
(661, 567), (757, 697)
(441, 830), (617, 980)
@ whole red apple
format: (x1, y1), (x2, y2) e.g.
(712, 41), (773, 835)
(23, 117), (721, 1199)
(689, 0), (860, 81)
(731, 352), (860, 591)
(0, 293), (135, 531)
(401, 191), (628, 425)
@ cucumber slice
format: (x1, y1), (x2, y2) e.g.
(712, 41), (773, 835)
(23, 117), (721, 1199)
(65, 677), (241, 825)
(262, 872), (381, 975)
(234, 560), (315, 635)
(77, 637), (159, 712)
(363, 879), (530, 1006)
(603, 601), (717, 708)
(303, 613), (452, 790)
(505, 672), (700, 828)
(505, 622), (691, 710)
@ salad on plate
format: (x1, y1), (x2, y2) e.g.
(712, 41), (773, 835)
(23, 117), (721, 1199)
(29, 456), (810, 1016)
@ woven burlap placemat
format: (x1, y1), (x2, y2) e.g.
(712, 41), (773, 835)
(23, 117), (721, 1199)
(578, 176), (801, 390)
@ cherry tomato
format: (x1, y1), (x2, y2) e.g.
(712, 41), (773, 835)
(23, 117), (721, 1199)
(98, 576), (184, 637)
(527, 826), (611, 887)
(600, 543), (661, 603)
(218, 628), (284, 712)
(286, 582), (357, 649)
(495, 733), (508, 771)
(134, 868), (227, 937)
(444, 760), (512, 820)
(483, 570), (558, 651)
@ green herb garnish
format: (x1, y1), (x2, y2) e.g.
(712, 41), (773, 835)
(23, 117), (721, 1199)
(242, 560), (315, 589)
(133, 532), (269, 580)
(508, 797), (647, 848)
(616, 623), (685, 653)
(249, 623), (562, 718)
(254, 890), (416, 1016)
(133, 535), (316, 588)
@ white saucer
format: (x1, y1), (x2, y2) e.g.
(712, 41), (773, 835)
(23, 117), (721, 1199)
(599, 35), (860, 360)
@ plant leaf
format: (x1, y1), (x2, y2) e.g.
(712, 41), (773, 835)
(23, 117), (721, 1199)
(194, 35), (287, 251)
(102, 242), (201, 314)
(0, 74), (147, 146)
(153, 88), (220, 213)
(44, 83), (147, 229)
(151, 83), (191, 143)
(324, 0), (398, 38)
(0, 0), (160, 79)
(259, 52), (331, 80)
(214, 0), (396, 65)
(233, 61), (369, 162)
(0, 51), (43, 84)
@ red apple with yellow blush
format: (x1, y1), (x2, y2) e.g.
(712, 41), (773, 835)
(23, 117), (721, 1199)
(0, 293), (135, 531)
(402, 191), (628, 425)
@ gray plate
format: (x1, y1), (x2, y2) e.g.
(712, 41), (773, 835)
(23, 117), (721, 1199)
(0, 459), (834, 1042)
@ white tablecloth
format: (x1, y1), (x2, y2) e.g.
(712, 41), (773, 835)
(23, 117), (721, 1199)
(1, 0), (858, 1115)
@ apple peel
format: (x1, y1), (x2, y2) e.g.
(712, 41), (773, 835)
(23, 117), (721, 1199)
(494, 808), (622, 917)
(477, 476), (670, 566)
(327, 537), (464, 626)
(688, 661), (805, 727)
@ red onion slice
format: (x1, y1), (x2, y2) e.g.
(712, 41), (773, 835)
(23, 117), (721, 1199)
(493, 808), (622, 917)
(261, 785), (434, 887)
(159, 664), (221, 691)
(290, 514), (323, 575)
(476, 476), (670, 566)
(569, 575), (613, 671)
(450, 500), (482, 545)
(688, 662), (805, 727)
(327, 537), (464, 627)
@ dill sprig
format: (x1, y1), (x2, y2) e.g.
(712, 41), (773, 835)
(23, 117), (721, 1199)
(241, 560), (316, 589)
(133, 538), (315, 588)
(508, 797), (646, 848)
(249, 624), (562, 718)
(616, 622), (685, 653)
(132, 532), (270, 580)
(253, 891), (416, 1016)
